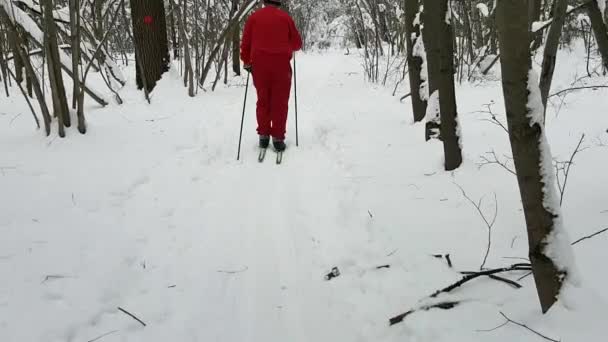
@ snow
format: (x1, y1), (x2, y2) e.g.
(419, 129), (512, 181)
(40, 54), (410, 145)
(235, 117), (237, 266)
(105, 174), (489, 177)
(532, 20), (552, 33)
(476, 3), (489, 17)
(1, 44), (607, 342)
(411, 21), (428, 102)
(526, 69), (579, 283)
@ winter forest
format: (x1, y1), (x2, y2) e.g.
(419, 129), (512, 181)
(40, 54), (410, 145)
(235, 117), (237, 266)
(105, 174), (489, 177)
(1, 0), (607, 341)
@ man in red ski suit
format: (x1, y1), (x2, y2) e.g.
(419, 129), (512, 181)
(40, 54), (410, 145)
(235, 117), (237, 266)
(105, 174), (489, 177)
(240, 0), (302, 152)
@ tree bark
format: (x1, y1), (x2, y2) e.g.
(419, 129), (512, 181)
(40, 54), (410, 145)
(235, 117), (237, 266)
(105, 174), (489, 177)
(539, 0), (568, 113)
(529, 0), (543, 50)
(422, 0), (441, 141)
(496, 0), (569, 313)
(42, 0), (70, 135)
(587, 0), (608, 71)
(0, 6), (52, 134)
(404, 0), (426, 122)
(438, 0), (462, 170)
(130, 0), (170, 92)
(231, 0), (241, 76)
(70, 0), (81, 109)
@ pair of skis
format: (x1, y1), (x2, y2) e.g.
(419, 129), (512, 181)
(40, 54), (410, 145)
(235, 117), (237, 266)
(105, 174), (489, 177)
(258, 147), (283, 164)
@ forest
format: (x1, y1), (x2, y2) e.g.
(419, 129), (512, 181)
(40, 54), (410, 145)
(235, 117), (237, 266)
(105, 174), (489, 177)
(1, 1), (607, 341)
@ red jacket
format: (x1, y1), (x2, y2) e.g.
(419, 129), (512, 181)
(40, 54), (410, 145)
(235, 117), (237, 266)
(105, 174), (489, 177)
(240, 6), (303, 65)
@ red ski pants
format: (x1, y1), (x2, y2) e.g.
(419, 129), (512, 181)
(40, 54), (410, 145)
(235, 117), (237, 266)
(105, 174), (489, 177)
(252, 52), (292, 140)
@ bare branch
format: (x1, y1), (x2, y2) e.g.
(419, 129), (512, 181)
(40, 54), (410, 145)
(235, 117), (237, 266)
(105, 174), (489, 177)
(498, 312), (560, 342)
(549, 85), (608, 99)
(571, 227), (608, 245)
(478, 150), (517, 176)
(455, 183), (498, 269)
(117, 307), (146, 327)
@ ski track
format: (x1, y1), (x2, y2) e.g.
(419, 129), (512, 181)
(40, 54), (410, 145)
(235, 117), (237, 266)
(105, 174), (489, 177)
(1, 49), (607, 342)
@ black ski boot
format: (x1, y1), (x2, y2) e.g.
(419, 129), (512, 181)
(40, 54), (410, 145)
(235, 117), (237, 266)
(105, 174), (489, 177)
(259, 135), (270, 149)
(273, 139), (286, 152)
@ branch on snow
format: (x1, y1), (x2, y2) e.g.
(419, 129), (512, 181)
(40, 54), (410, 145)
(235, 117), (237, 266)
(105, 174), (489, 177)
(478, 312), (560, 342)
(389, 301), (461, 326)
(548, 85), (608, 99)
(117, 307), (146, 327)
(454, 183), (498, 270)
(571, 227), (608, 245)
(388, 264), (530, 326)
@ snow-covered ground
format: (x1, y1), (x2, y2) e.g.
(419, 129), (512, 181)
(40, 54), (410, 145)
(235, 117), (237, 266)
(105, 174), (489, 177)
(1, 47), (607, 342)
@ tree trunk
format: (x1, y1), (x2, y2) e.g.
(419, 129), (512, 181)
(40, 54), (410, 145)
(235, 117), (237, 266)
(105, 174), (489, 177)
(0, 6), (52, 134)
(231, 0), (241, 76)
(438, 0), (462, 170)
(587, 0), (608, 71)
(7, 26), (24, 84)
(422, 0), (441, 141)
(529, 0), (543, 50)
(130, 0), (170, 92)
(539, 0), (568, 113)
(496, 0), (571, 314)
(404, 0), (426, 122)
(42, 0), (70, 135)
(70, 0), (81, 109)
(168, 0), (179, 59)
(176, 0), (194, 96)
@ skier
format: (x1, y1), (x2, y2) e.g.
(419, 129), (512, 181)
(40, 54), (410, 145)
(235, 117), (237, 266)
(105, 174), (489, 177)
(240, 0), (303, 152)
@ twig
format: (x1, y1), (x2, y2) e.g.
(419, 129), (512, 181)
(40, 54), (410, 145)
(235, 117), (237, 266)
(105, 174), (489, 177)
(430, 264), (531, 298)
(517, 272), (533, 281)
(548, 85), (608, 99)
(497, 312), (560, 342)
(478, 150), (516, 175)
(87, 330), (119, 342)
(41, 275), (68, 283)
(389, 301), (461, 326)
(571, 227), (608, 245)
(455, 183), (498, 270)
(399, 93), (411, 102)
(478, 102), (508, 134)
(117, 307), (146, 327)
(555, 134), (586, 206)
(476, 320), (509, 332)
(217, 266), (249, 274)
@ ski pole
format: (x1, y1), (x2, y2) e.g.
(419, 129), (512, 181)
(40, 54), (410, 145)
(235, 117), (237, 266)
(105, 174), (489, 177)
(293, 55), (299, 147)
(237, 72), (250, 161)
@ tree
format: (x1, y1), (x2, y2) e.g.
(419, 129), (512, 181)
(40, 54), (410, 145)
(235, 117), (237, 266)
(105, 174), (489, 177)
(496, 0), (574, 313)
(539, 0), (569, 112)
(130, 0), (170, 93)
(422, 0), (441, 141)
(42, 0), (70, 136)
(587, 0), (608, 71)
(404, 0), (426, 122)
(437, 0), (462, 170)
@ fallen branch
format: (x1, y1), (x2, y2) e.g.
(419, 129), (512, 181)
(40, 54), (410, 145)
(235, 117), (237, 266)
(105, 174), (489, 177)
(460, 271), (522, 289)
(389, 301), (460, 326)
(480, 312), (560, 342)
(549, 85), (608, 98)
(117, 307), (146, 327)
(430, 264), (530, 298)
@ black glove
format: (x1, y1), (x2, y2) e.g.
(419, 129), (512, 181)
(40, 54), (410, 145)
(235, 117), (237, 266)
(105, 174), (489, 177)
(244, 64), (252, 73)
